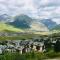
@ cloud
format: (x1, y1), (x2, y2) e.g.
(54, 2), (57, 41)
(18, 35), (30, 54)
(0, 0), (60, 24)
(52, 18), (60, 24)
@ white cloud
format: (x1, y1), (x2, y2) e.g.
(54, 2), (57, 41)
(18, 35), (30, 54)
(52, 18), (60, 24)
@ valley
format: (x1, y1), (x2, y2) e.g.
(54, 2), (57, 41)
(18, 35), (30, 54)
(0, 14), (59, 60)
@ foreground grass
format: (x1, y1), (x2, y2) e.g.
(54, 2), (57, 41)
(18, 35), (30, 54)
(0, 52), (46, 60)
(0, 51), (60, 60)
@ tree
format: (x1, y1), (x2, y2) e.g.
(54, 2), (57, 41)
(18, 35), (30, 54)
(54, 40), (60, 52)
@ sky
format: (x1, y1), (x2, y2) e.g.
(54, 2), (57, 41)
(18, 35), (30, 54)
(0, 0), (60, 24)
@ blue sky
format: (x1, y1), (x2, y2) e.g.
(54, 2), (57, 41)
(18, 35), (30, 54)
(0, 0), (60, 24)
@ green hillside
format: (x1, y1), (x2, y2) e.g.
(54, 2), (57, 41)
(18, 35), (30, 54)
(0, 22), (24, 32)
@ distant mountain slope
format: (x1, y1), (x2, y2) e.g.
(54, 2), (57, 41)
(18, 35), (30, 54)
(8, 14), (49, 32)
(0, 14), (13, 22)
(30, 22), (49, 32)
(40, 19), (57, 29)
(51, 24), (60, 30)
(0, 22), (24, 32)
(0, 14), (49, 33)
(8, 14), (32, 29)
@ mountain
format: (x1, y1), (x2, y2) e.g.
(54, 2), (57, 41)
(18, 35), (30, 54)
(8, 14), (32, 29)
(40, 19), (57, 30)
(8, 14), (49, 32)
(30, 22), (49, 32)
(0, 14), (49, 34)
(0, 14), (13, 22)
(51, 24), (60, 30)
(0, 14), (59, 32)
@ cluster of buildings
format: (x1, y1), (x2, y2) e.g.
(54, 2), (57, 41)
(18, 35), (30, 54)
(0, 37), (59, 54)
(0, 39), (45, 54)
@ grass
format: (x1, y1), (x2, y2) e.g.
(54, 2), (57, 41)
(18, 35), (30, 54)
(0, 51), (60, 60)
(0, 22), (24, 32)
(0, 52), (47, 60)
(0, 34), (43, 40)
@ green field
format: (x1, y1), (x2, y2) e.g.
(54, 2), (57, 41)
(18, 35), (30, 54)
(0, 34), (43, 40)
(0, 22), (24, 32)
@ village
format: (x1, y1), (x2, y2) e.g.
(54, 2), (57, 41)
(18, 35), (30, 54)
(0, 36), (59, 54)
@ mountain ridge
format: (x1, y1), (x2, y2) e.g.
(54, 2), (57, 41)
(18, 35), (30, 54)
(8, 14), (49, 32)
(40, 19), (57, 30)
(0, 14), (59, 33)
